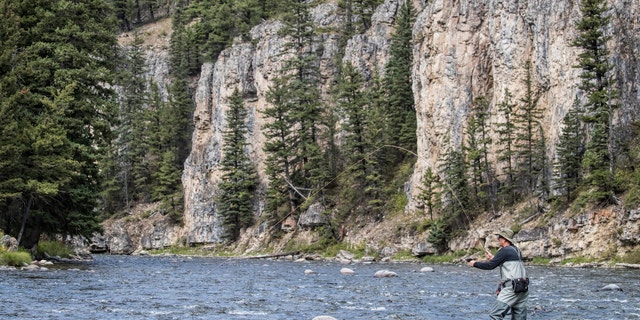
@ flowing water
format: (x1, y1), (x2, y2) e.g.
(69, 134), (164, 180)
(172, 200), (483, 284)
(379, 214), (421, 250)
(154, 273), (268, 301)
(1, 255), (639, 319)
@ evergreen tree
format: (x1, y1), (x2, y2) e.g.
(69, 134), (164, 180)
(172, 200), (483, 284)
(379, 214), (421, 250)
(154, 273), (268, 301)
(262, 0), (325, 220)
(0, 0), (119, 249)
(437, 145), (470, 228)
(572, 0), (618, 203)
(514, 62), (543, 192)
(383, 0), (416, 161)
(465, 96), (495, 210)
(335, 62), (369, 181)
(263, 77), (297, 218)
(217, 89), (257, 241)
(495, 89), (518, 205)
(553, 101), (585, 202)
(362, 71), (387, 212)
(417, 167), (439, 220)
(104, 33), (150, 213)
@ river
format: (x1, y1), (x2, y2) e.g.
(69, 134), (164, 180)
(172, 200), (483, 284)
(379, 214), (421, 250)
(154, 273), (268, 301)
(1, 255), (638, 319)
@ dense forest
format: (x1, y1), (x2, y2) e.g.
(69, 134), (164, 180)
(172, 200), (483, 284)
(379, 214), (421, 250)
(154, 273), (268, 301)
(1, 0), (639, 255)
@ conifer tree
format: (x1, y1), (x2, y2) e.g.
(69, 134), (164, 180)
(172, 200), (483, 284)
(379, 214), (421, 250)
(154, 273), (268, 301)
(383, 0), (416, 161)
(262, 0), (325, 219)
(0, 0), (119, 248)
(515, 61), (546, 196)
(417, 167), (439, 220)
(336, 62), (369, 181)
(495, 89), (518, 204)
(553, 101), (585, 202)
(217, 89), (258, 241)
(572, 0), (618, 203)
(465, 96), (495, 210)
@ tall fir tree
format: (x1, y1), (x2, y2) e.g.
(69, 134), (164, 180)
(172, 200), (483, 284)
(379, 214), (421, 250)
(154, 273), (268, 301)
(0, 0), (120, 248)
(262, 0), (325, 220)
(572, 0), (618, 203)
(217, 89), (258, 241)
(465, 96), (495, 211)
(553, 100), (585, 202)
(495, 89), (518, 205)
(383, 0), (416, 162)
(515, 61), (546, 195)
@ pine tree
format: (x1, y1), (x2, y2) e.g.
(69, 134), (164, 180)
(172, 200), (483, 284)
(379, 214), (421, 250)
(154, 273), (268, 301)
(262, 0), (325, 219)
(515, 61), (546, 195)
(383, 0), (416, 161)
(335, 62), (369, 181)
(417, 167), (439, 220)
(465, 96), (495, 210)
(572, 0), (618, 204)
(0, 0), (119, 248)
(217, 89), (257, 241)
(553, 101), (585, 202)
(263, 77), (297, 218)
(495, 89), (518, 205)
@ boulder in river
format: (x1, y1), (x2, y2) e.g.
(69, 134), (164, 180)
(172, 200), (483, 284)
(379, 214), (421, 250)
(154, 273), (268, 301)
(340, 267), (354, 275)
(374, 270), (397, 278)
(599, 284), (622, 291)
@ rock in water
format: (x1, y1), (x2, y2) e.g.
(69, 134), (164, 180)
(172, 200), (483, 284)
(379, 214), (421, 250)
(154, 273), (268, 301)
(374, 270), (397, 278)
(599, 284), (622, 291)
(420, 267), (434, 272)
(340, 268), (354, 275)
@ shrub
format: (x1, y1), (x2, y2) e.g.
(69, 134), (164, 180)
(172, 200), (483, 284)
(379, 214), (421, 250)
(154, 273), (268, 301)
(37, 240), (73, 259)
(0, 251), (32, 267)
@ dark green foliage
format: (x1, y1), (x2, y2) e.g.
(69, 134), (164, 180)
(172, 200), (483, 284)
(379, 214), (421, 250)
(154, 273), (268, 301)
(572, 0), (618, 204)
(262, 0), (326, 220)
(495, 89), (518, 205)
(417, 168), (439, 220)
(0, 0), (119, 249)
(437, 146), (470, 231)
(465, 96), (496, 211)
(515, 61), (546, 197)
(553, 101), (585, 202)
(383, 0), (417, 162)
(217, 89), (258, 242)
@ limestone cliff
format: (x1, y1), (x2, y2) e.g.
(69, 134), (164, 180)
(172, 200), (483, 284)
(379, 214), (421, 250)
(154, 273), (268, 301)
(109, 0), (640, 259)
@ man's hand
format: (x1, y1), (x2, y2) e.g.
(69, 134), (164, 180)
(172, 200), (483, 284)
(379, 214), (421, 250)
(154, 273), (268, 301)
(468, 260), (475, 267)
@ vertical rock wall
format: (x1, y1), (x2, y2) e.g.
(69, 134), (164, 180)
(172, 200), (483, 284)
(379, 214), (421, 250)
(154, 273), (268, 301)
(181, 0), (640, 247)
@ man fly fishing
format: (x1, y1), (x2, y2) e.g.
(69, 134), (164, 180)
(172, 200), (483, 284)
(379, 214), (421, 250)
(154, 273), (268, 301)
(469, 228), (529, 319)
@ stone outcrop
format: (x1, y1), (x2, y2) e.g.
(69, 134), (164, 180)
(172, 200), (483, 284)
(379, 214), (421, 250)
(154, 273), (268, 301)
(107, 1), (640, 258)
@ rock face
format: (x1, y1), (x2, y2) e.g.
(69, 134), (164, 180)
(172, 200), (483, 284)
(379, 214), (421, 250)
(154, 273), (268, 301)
(109, 1), (640, 257)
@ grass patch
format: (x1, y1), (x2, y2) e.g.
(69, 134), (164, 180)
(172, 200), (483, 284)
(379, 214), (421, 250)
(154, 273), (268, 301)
(530, 257), (551, 265)
(0, 251), (32, 267)
(421, 251), (466, 264)
(561, 255), (596, 265)
(392, 249), (418, 261)
(620, 250), (640, 264)
(37, 240), (73, 259)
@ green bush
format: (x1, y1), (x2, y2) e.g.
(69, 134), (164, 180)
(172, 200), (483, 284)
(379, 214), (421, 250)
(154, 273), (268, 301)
(0, 251), (32, 267)
(37, 240), (73, 259)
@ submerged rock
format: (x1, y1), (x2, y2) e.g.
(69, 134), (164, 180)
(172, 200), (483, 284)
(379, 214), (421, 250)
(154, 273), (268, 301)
(312, 316), (337, 320)
(420, 267), (434, 272)
(374, 270), (397, 278)
(340, 268), (354, 275)
(599, 284), (622, 291)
